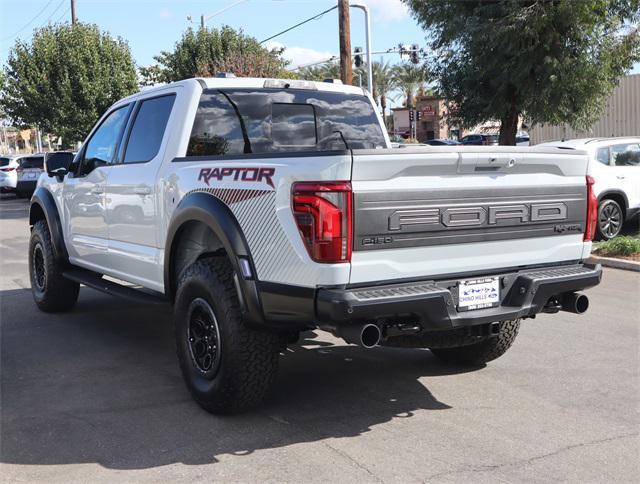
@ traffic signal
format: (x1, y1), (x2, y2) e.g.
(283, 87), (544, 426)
(416, 110), (422, 122)
(411, 44), (420, 64)
(409, 110), (415, 122)
(354, 47), (363, 68)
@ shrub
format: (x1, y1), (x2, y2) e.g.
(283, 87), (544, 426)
(594, 236), (640, 257)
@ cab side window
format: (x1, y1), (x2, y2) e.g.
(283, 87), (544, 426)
(611, 143), (640, 167)
(123, 94), (176, 163)
(596, 147), (610, 165)
(79, 104), (131, 176)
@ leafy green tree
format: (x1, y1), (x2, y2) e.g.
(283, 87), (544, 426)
(149, 26), (288, 83)
(1, 23), (138, 146)
(403, 0), (640, 144)
(393, 63), (427, 108)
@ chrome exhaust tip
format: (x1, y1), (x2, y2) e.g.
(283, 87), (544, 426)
(360, 323), (382, 348)
(336, 323), (382, 348)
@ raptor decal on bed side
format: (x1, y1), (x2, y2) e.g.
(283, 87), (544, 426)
(198, 167), (276, 188)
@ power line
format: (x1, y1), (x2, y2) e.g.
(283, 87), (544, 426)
(54, 6), (71, 24)
(203, 0), (250, 23)
(1, 0), (57, 42)
(43, 0), (67, 25)
(260, 5), (337, 44)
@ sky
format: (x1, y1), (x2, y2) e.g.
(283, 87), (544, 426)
(1, 0), (639, 78)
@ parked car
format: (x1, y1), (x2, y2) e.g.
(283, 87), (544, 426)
(460, 134), (498, 145)
(425, 139), (462, 146)
(516, 134), (530, 146)
(28, 77), (601, 413)
(16, 154), (45, 198)
(539, 137), (640, 239)
(0, 156), (21, 194)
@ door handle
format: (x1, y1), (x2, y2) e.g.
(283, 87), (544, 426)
(91, 186), (104, 194)
(616, 175), (625, 180)
(133, 186), (151, 195)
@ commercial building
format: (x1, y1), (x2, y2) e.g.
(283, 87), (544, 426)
(391, 96), (458, 141)
(529, 74), (640, 144)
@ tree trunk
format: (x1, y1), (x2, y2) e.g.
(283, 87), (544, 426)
(407, 90), (414, 109)
(498, 103), (519, 146)
(381, 94), (387, 130)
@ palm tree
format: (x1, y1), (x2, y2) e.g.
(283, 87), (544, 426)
(298, 62), (340, 81)
(393, 63), (427, 108)
(371, 60), (397, 128)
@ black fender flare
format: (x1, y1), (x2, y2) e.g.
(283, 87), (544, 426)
(597, 190), (629, 214)
(164, 191), (264, 325)
(30, 187), (69, 263)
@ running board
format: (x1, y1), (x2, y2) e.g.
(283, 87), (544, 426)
(63, 268), (168, 305)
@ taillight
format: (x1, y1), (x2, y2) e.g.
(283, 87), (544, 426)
(292, 181), (352, 263)
(584, 175), (597, 241)
(0, 167), (15, 172)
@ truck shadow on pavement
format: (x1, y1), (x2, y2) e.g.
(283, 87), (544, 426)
(0, 287), (472, 470)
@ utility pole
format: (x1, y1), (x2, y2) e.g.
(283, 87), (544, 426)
(338, 0), (353, 85)
(71, 0), (77, 24)
(200, 14), (205, 29)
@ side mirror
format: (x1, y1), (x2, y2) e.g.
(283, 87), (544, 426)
(45, 152), (75, 180)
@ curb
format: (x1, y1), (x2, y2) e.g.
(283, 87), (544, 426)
(588, 255), (640, 272)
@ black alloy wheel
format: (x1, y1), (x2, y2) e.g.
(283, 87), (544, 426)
(597, 199), (623, 240)
(31, 243), (47, 292)
(187, 298), (222, 378)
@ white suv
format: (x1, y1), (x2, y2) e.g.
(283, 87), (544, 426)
(539, 137), (640, 239)
(0, 156), (21, 194)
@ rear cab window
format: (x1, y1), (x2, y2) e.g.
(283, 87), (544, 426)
(0, 157), (11, 167)
(186, 88), (386, 157)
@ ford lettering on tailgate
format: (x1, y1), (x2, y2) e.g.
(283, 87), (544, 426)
(388, 202), (568, 231)
(353, 186), (587, 251)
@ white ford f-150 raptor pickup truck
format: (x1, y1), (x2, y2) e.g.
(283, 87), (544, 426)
(28, 77), (602, 413)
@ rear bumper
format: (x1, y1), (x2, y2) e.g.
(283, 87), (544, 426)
(627, 207), (640, 221)
(16, 180), (37, 194)
(0, 177), (17, 189)
(314, 263), (602, 331)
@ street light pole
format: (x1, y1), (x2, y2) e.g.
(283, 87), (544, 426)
(350, 2), (372, 95)
(71, 0), (77, 24)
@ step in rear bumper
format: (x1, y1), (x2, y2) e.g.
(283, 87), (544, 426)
(316, 263), (602, 331)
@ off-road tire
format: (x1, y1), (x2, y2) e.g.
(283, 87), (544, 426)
(174, 256), (280, 414)
(596, 198), (624, 240)
(430, 319), (521, 366)
(28, 220), (79, 312)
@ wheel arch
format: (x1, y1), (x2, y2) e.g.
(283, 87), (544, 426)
(598, 190), (628, 219)
(29, 187), (69, 263)
(164, 191), (264, 325)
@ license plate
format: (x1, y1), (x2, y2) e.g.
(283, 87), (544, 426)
(457, 277), (500, 311)
(27, 173), (37, 179)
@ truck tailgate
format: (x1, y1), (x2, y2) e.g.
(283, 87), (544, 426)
(349, 147), (590, 285)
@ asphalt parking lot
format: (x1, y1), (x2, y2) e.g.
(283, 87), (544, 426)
(1, 194), (638, 483)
